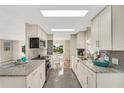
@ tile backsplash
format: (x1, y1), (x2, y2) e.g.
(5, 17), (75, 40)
(105, 51), (124, 66)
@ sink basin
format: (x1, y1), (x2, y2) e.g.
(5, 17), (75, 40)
(0, 63), (15, 69)
(92, 59), (111, 67)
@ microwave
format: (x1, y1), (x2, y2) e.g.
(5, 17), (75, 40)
(30, 38), (46, 48)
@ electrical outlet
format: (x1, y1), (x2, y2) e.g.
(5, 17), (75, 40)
(112, 58), (119, 65)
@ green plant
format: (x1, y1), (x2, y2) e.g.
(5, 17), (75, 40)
(22, 45), (25, 54)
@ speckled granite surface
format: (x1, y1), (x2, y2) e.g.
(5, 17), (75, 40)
(78, 58), (124, 73)
(0, 60), (45, 76)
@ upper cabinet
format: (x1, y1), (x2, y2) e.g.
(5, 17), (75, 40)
(112, 6), (124, 50)
(70, 34), (77, 56)
(91, 6), (111, 50)
(25, 23), (47, 40)
(85, 27), (91, 49)
(91, 5), (124, 50)
(76, 31), (86, 49)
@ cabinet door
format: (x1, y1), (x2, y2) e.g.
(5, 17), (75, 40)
(40, 62), (46, 87)
(99, 6), (112, 50)
(87, 69), (96, 88)
(26, 67), (41, 88)
(71, 56), (74, 70)
(71, 56), (77, 72)
(78, 61), (88, 88)
(91, 6), (112, 50)
(77, 32), (86, 48)
(91, 16), (99, 50)
(112, 6), (124, 50)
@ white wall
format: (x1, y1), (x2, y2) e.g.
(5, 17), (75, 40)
(0, 40), (13, 63)
(0, 39), (22, 64)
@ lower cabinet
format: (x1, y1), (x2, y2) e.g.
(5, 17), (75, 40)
(73, 59), (124, 88)
(26, 67), (41, 88)
(77, 61), (96, 88)
(72, 56), (77, 74)
(26, 62), (45, 88)
(87, 69), (96, 88)
(78, 63), (87, 88)
(0, 61), (46, 88)
(73, 59), (96, 88)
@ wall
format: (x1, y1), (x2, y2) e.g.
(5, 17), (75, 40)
(0, 39), (22, 64)
(0, 40), (13, 63)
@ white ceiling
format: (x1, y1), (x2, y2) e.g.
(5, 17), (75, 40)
(0, 5), (106, 40)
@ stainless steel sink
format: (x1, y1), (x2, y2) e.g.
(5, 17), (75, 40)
(0, 63), (15, 69)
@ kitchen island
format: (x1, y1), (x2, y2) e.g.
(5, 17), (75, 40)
(0, 60), (45, 88)
(72, 56), (124, 88)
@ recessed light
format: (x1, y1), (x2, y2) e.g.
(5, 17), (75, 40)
(51, 29), (75, 31)
(40, 10), (88, 17)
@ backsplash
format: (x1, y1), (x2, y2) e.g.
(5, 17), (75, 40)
(104, 51), (124, 66)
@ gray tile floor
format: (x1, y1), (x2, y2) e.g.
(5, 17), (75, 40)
(43, 68), (81, 88)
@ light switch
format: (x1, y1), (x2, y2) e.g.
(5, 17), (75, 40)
(112, 58), (119, 65)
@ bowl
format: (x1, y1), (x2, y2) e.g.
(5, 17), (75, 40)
(92, 59), (111, 67)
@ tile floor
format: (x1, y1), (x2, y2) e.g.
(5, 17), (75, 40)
(43, 68), (81, 88)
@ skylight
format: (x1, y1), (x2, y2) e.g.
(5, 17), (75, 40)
(51, 29), (75, 31)
(40, 10), (88, 17)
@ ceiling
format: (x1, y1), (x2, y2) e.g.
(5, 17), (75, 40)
(0, 5), (106, 40)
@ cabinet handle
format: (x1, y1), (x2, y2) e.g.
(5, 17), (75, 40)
(96, 40), (100, 48)
(96, 40), (98, 47)
(40, 73), (42, 79)
(77, 60), (79, 63)
(87, 76), (88, 85)
(98, 40), (100, 47)
(28, 86), (30, 88)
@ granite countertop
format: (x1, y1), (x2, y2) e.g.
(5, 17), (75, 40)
(78, 57), (124, 73)
(0, 60), (45, 76)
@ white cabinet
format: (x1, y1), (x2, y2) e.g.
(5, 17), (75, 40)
(25, 23), (47, 40)
(91, 6), (111, 50)
(91, 16), (99, 50)
(76, 60), (96, 88)
(76, 31), (86, 49)
(87, 69), (96, 88)
(91, 5), (124, 50)
(0, 61), (45, 88)
(112, 6), (124, 50)
(73, 59), (124, 88)
(27, 62), (45, 88)
(71, 56), (75, 71)
(40, 61), (46, 87)
(78, 61), (88, 88)
(27, 67), (41, 88)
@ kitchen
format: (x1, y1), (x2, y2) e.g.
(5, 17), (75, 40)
(0, 5), (124, 88)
